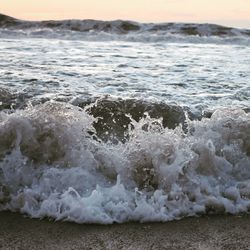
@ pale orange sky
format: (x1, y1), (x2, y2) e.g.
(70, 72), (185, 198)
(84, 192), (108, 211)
(0, 0), (250, 28)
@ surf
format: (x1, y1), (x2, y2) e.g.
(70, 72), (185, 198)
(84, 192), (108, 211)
(0, 101), (249, 223)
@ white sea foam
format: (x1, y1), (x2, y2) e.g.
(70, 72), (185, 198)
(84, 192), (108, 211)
(0, 102), (249, 223)
(0, 38), (249, 113)
(1, 28), (249, 45)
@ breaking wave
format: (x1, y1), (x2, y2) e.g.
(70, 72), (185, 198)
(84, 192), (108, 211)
(0, 100), (250, 223)
(1, 13), (250, 44)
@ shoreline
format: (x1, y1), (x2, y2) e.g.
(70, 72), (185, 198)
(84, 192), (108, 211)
(1, 212), (250, 249)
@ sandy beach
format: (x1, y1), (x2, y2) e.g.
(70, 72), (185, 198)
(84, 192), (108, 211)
(0, 212), (250, 249)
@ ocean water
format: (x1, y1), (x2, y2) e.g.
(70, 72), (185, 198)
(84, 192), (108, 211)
(0, 15), (250, 224)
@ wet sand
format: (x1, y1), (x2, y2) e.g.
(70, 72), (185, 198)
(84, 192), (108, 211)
(0, 211), (250, 250)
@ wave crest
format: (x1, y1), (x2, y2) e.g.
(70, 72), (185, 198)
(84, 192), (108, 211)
(1, 14), (250, 44)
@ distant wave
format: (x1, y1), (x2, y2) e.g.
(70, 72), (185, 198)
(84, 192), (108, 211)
(1, 13), (250, 43)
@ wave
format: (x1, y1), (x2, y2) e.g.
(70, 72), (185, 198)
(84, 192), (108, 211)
(1, 13), (250, 44)
(0, 100), (249, 223)
(0, 88), (194, 141)
(0, 86), (211, 140)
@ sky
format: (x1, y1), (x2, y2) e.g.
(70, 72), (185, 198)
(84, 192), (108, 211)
(1, 0), (250, 28)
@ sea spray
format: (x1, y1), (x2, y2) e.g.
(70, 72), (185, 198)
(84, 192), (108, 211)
(0, 101), (249, 223)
